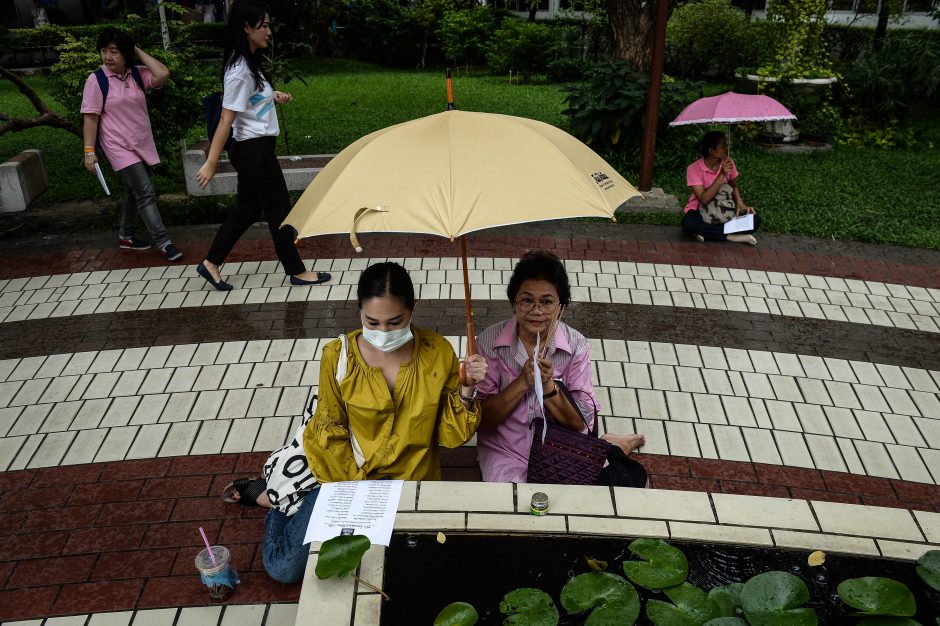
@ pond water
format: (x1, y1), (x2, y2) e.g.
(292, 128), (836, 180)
(380, 533), (940, 625)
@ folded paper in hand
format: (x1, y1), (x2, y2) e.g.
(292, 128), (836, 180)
(94, 163), (111, 196)
(723, 213), (754, 234)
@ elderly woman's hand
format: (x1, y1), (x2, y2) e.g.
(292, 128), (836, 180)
(537, 357), (554, 387)
(462, 354), (487, 386)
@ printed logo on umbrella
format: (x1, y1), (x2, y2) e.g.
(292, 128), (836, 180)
(591, 171), (614, 190)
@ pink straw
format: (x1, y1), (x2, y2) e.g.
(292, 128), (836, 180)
(199, 526), (218, 567)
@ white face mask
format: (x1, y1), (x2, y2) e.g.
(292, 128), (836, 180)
(361, 324), (413, 352)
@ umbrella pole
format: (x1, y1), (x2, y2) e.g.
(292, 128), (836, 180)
(460, 236), (475, 358)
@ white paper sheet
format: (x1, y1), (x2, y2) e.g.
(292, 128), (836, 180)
(94, 162), (111, 196)
(723, 213), (754, 234)
(304, 480), (403, 547)
(533, 333), (543, 410)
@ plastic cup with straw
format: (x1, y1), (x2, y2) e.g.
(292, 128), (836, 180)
(195, 526), (239, 601)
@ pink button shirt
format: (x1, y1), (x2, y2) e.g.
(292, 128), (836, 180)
(475, 318), (599, 483)
(684, 157), (739, 213)
(80, 65), (160, 171)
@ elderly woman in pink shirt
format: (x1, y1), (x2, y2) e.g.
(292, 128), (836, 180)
(80, 28), (182, 262)
(475, 251), (645, 484)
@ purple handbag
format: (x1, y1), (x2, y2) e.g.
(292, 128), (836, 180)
(526, 381), (612, 485)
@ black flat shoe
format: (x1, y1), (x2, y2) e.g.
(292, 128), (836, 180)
(290, 271), (331, 286)
(197, 262), (233, 291)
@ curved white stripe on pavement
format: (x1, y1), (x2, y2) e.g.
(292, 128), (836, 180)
(2, 603), (298, 626)
(1, 339), (938, 484)
(0, 258), (938, 332)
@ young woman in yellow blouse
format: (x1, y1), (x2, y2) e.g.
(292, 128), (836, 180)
(225, 261), (487, 583)
(303, 262), (486, 481)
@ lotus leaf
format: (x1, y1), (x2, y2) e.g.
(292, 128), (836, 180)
(703, 619), (749, 626)
(837, 577), (916, 616)
(709, 583), (744, 617)
(647, 599), (702, 626)
(314, 535), (371, 580)
(560, 572), (640, 625)
(741, 571), (818, 626)
(857, 619), (922, 626)
(916, 550), (940, 593)
(646, 582), (721, 626)
(622, 538), (689, 589)
(434, 601), (479, 626)
(500, 588), (559, 626)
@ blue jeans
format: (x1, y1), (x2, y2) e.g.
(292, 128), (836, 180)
(262, 486), (320, 584)
(115, 161), (170, 248)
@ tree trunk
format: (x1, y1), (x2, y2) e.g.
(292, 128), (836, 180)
(606, 0), (661, 71)
(873, 0), (890, 51)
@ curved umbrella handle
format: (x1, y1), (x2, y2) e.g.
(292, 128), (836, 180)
(350, 205), (388, 253)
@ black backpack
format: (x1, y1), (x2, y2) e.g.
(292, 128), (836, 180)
(202, 91), (236, 152)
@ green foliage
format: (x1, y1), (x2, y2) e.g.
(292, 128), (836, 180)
(440, 7), (496, 68)
(562, 61), (703, 154)
(646, 582), (720, 626)
(840, 30), (940, 122)
(916, 550), (940, 592)
(48, 16), (212, 162)
(740, 571), (817, 626)
(433, 601), (479, 626)
(341, 0), (423, 67)
(703, 619), (749, 626)
(485, 18), (561, 80)
(314, 535), (371, 579)
(499, 588), (559, 625)
(758, 0), (833, 79)
(665, 0), (753, 79)
(622, 538), (689, 590)
(837, 577), (916, 617)
(559, 571), (640, 625)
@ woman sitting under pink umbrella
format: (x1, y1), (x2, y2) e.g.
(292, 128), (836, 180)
(682, 131), (761, 246)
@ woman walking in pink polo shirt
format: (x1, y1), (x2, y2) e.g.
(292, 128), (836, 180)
(80, 28), (182, 262)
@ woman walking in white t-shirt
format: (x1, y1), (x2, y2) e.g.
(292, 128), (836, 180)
(195, 0), (330, 290)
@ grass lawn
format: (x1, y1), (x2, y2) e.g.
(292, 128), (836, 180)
(2, 58), (938, 250)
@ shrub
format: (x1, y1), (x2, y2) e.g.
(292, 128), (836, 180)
(486, 18), (561, 80)
(441, 7), (496, 68)
(340, 0), (423, 67)
(840, 30), (940, 120)
(665, 0), (752, 79)
(49, 15), (213, 163)
(561, 60), (703, 156)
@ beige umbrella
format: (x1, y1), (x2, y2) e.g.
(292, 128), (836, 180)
(284, 109), (641, 357)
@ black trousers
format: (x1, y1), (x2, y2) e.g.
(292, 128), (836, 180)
(206, 136), (305, 275)
(682, 209), (762, 242)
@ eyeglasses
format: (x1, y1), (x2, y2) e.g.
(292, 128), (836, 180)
(515, 297), (559, 313)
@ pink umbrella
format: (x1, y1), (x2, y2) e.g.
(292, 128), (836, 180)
(669, 92), (796, 126)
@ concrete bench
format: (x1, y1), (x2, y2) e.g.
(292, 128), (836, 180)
(0, 149), (48, 213)
(183, 140), (334, 196)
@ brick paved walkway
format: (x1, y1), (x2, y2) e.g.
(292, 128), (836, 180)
(0, 222), (938, 623)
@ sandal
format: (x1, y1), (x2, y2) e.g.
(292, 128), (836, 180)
(221, 477), (267, 506)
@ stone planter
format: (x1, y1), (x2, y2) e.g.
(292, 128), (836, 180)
(182, 140), (335, 196)
(742, 73), (839, 96)
(0, 149), (48, 213)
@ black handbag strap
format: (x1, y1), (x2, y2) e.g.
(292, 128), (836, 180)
(543, 379), (599, 438)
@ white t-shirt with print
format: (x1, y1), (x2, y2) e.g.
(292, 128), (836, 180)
(222, 59), (279, 141)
